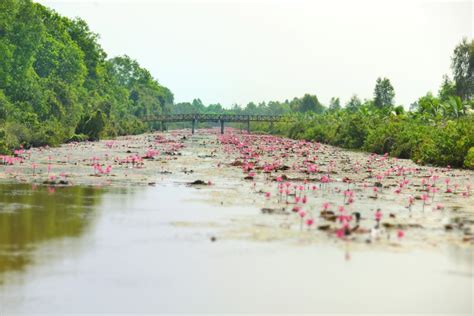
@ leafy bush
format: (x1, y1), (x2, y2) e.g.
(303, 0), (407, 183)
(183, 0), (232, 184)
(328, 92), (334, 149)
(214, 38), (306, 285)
(76, 110), (106, 141)
(259, 106), (474, 168)
(464, 147), (474, 169)
(412, 117), (474, 167)
(67, 134), (89, 143)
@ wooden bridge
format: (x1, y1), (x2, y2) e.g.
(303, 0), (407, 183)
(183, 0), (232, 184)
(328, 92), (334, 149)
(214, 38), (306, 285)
(141, 114), (291, 134)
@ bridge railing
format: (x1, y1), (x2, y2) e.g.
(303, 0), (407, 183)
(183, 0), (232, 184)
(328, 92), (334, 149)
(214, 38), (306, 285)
(141, 113), (295, 134)
(141, 114), (293, 123)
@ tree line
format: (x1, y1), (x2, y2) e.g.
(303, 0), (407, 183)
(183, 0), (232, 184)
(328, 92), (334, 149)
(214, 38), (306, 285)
(0, 0), (173, 153)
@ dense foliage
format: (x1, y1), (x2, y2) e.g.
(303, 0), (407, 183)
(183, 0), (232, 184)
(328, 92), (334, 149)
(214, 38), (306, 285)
(0, 0), (173, 152)
(170, 93), (324, 116)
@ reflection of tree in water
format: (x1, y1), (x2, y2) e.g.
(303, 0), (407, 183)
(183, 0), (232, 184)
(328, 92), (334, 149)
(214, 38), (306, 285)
(0, 184), (104, 278)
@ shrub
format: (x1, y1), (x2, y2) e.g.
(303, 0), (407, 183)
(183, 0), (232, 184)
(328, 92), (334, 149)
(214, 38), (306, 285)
(67, 134), (89, 143)
(412, 117), (474, 167)
(464, 147), (474, 169)
(76, 110), (106, 141)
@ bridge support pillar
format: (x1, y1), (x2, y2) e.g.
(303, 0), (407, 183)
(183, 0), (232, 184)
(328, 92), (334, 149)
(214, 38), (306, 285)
(247, 119), (250, 134)
(220, 120), (224, 134)
(192, 119), (196, 135)
(161, 121), (166, 132)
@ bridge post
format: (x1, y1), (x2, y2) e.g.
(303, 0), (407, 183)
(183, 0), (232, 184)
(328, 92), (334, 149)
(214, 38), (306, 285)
(220, 120), (224, 134)
(247, 119), (250, 134)
(192, 118), (196, 135)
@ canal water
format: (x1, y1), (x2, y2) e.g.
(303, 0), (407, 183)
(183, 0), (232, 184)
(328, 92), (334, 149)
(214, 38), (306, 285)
(0, 183), (472, 314)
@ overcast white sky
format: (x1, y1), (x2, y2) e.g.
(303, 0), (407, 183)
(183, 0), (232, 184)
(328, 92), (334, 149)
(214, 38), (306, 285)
(38, 0), (472, 107)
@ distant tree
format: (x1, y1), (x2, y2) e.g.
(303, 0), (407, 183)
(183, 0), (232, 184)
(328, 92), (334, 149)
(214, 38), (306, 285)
(206, 103), (223, 113)
(289, 97), (301, 112)
(345, 95), (362, 112)
(299, 94), (324, 113)
(244, 102), (257, 114)
(438, 74), (456, 101)
(231, 104), (242, 114)
(191, 98), (205, 112)
(328, 97), (341, 111)
(373, 77), (395, 108)
(257, 101), (267, 114)
(451, 38), (474, 101)
(267, 100), (290, 115)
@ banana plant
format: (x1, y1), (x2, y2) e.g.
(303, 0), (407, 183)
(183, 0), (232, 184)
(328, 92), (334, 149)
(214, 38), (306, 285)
(441, 96), (464, 119)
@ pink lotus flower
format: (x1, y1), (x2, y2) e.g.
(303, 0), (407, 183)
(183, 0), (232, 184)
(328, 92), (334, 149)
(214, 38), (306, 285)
(375, 210), (382, 221)
(397, 230), (405, 239)
(336, 228), (345, 238)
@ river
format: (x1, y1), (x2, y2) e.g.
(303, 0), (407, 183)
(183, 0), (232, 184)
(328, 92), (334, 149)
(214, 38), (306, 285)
(0, 130), (472, 314)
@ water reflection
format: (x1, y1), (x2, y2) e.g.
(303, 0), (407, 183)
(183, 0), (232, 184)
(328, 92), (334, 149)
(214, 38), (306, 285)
(0, 184), (103, 280)
(0, 183), (472, 313)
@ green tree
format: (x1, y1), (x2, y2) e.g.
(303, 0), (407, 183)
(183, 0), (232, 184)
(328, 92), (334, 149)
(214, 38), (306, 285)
(451, 38), (474, 101)
(373, 77), (395, 108)
(438, 74), (456, 101)
(328, 97), (341, 111)
(345, 95), (362, 112)
(299, 94), (324, 113)
(244, 102), (258, 114)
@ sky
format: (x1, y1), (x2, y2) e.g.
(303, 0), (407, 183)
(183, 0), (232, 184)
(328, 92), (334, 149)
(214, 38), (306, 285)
(38, 0), (473, 108)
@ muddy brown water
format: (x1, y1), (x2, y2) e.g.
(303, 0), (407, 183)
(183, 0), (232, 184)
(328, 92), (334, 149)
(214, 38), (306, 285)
(0, 131), (472, 314)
